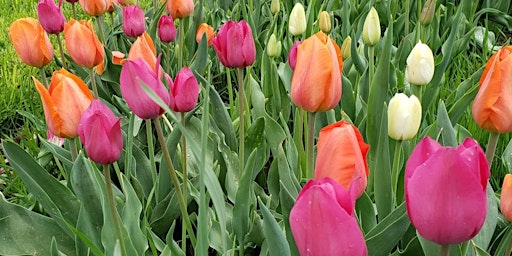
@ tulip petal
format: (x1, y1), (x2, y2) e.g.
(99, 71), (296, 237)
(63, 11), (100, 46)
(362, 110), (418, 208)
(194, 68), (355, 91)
(405, 136), (442, 183)
(501, 174), (512, 222)
(34, 77), (64, 137)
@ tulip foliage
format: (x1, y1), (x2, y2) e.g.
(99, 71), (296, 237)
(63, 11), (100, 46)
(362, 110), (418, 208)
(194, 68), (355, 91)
(4, 0), (512, 256)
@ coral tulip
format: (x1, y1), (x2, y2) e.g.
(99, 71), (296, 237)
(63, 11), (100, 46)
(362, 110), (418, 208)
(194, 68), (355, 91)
(405, 136), (489, 245)
(388, 93), (422, 140)
(170, 67), (199, 112)
(196, 23), (215, 46)
(122, 5), (145, 38)
(33, 69), (93, 138)
(78, 99), (123, 164)
(9, 18), (54, 68)
(158, 15), (176, 43)
(291, 31), (342, 112)
(406, 41), (435, 86)
(314, 120), (370, 198)
(64, 19), (105, 69)
(288, 41), (300, 70)
(288, 3), (306, 36)
(290, 178), (368, 256)
(501, 174), (512, 222)
(120, 58), (171, 119)
(362, 7), (380, 46)
(166, 0), (194, 19)
(472, 46), (512, 133)
(128, 32), (158, 73)
(213, 20), (256, 68)
(78, 0), (110, 16)
(37, 0), (66, 34)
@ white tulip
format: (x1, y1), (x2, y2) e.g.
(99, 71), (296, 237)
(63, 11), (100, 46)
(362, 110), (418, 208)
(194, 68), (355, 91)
(406, 41), (435, 86)
(388, 93), (422, 140)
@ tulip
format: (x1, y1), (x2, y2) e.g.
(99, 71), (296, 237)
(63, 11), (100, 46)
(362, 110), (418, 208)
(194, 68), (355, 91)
(291, 31), (342, 112)
(362, 7), (380, 46)
(33, 69), (93, 138)
(290, 178), (368, 256)
(78, 0), (110, 16)
(47, 130), (65, 147)
(319, 11), (331, 33)
(37, 0), (66, 34)
(341, 36), (352, 60)
(158, 15), (177, 43)
(170, 67), (199, 112)
(405, 136), (489, 245)
(266, 34), (282, 58)
(406, 41), (435, 86)
(120, 58), (171, 119)
(288, 41), (301, 70)
(9, 18), (54, 68)
(128, 32), (158, 73)
(166, 0), (194, 19)
(388, 93), (422, 140)
(213, 20), (256, 68)
(112, 51), (126, 65)
(472, 46), (512, 133)
(314, 120), (369, 198)
(64, 19), (105, 69)
(419, 0), (437, 26)
(288, 3), (306, 36)
(501, 174), (512, 222)
(270, 0), (279, 14)
(122, 5), (145, 38)
(195, 23), (215, 46)
(78, 99), (122, 164)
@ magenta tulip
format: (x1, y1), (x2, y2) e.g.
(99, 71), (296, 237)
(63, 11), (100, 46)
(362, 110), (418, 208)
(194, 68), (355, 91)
(288, 41), (301, 70)
(120, 58), (171, 119)
(290, 178), (368, 256)
(37, 0), (66, 34)
(170, 67), (199, 112)
(157, 15), (176, 43)
(122, 5), (145, 38)
(78, 99), (122, 164)
(405, 136), (489, 245)
(212, 20), (256, 68)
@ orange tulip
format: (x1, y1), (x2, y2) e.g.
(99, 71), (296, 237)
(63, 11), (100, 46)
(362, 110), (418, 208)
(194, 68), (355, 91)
(9, 17), (54, 68)
(165, 0), (194, 19)
(64, 19), (105, 69)
(34, 69), (93, 138)
(291, 31), (342, 112)
(128, 32), (158, 72)
(314, 120), (370, 198)
(196, 23), (215, 46)
(501, 174), (512, 222)
(78, 0), (110, 16)
(472, 46), (512, 133)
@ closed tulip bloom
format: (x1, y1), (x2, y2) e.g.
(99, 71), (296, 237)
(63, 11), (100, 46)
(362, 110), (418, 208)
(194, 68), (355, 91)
(341, 36), (352, 60)
(196, 23), (215, 46)
(291, 31), (342, 112)
(170, 67), (199, 112)
(128, 32), (159, 73)
(288, 3), (306, 36)
(213, 20), (256, 68)
(288, 41), (301, 70)
(120, 58), (171, 119)
(166, 0), (194, 19)
(158, 15), (176, 43)
(64, 19), (105, 68)
(314, 120), (370, 198)
(37, 0), (66, 34)
(472, 46), (512, 133)
(122, 5), (145, 38)
(501, 174), (512, 222)
(290, 178), (368, 256)
(319, 11), (331, 33)
(406, 41), (435, 86)
(33, 69), (93, 138)
(405, 137), (489, 245)
(79, 0), (110, 16)
(362, 7), (380, 46)
(9, 18), (54, 68)
(388, 93), (422, 140)
(266, 33), (282, 58)
(270, 0), (279, 14)
(78, 99), (123, 164)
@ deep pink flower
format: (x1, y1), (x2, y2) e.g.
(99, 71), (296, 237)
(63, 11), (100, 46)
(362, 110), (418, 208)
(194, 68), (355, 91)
(288, 41), (301, 70)
(37, 0), (66, 34)
(157, 15), (176, 43)
(122, 5), (145, 38)
(213, 20), (256, 68)
(170, 67), (199, 112)
(405, 136), (489, 245)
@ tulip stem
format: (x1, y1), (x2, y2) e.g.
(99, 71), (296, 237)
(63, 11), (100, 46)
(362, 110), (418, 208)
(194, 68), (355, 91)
(227, 69), (234, 117)
(71, 3), (77, 20)
(485, 132), (500, 166)
(236, 68), (246, 179)
(505, 238), (512, 256)
(153, 117), (196, 246)
(405, 0), (410, 36)
(89, 68), (99, 99)
(103, 164), (127, 256)
(306, 112), (316, 179)
(124, 114), (135, 179)
(146, 119), (158, 185)
(439, 244), (450, 256)
(153, 0), (158, 13)
(369, 46), (375, 89)
(391, 140), (403, 205)
(39, 68), (49, 88)
(69, 138), (78, 162)
(180, 112), (188, 253)
(178, 18), (185, 68)
(56, 33), (67, 69)
(96, 15), (106, 45)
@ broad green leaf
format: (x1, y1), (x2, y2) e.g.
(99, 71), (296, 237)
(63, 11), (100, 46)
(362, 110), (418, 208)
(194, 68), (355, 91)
(373, 104), (392, 219)
(436, 100), (457, 147)
(468, 184), (498, 254)
(258, 197), (291, 256)
(355, 191), (377, 234)
(190, 33), (208, 75)
(120, 174), (148, 255)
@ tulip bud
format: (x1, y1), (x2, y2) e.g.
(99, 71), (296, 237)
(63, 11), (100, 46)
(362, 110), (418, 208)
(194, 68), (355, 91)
(157, 15), (176, 43)
(78, 0), (110, 16)
(501, 174), (512, 222)
(37, 0), (66, 34)
(341, 36), (352, 60)
(128, 33), (159, 73)
(122, 5), (145, 38)
(78, 99), (122, 164)
(405, 41), (435, 86)
(288, 41), (301, 70)
(166, 0), (194, 19)
(213, 20), (256, 68)
(9, 18), (54, 68)
(64, 19), (105, 69)
(318, 11), (331, 33)
(387, 93), (421, 140)
(270, 0), (279, 14)
(170, 67), (200, 112)
(362, 7), (380, 46)
(419, 0), (436, 26)
(288, 3), (306, 36)
(195, 23), (215, 46)
(266, 34), (282, 58)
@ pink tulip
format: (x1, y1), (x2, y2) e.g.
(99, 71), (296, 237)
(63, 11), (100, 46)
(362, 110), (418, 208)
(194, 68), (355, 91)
(213, 20), (256, 68)
(405, 136), (489, 245)
(290, 178), (368, 256)
(122, 5), (145, 38)
(157, 15), (176, 43)
(288, 41), (301, 70)
(78, 100), (122, 164)
(170, 67), (199, 112)
(37, 0), (66, 34)
(120, 58), (171, 119)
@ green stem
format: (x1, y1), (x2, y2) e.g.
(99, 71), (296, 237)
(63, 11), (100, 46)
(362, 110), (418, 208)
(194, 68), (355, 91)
(54, 156), (66, 180)
(405, 0), (410, 36)
(227, 69), (234, 117)
(153, 0), (158, 13)
(69, 137), (78, 161)
(506, 238), (512, 256)
(439, 244), (450, 256)
(485, 132), (500, 166)
(391, 140), (402, 205)
(180, 112), (188, 253)
(124, 114), (135, 179)
(178, 18), (185, 68)
(56, 33), (67, 69)
(306, 112), (316, 179)
(146, 120), (158, 185)
(236, 68), (245, 179)
(39, 68), (49, 87)
(103, 164), (127, 256)
(369, 46), (375, 88)
(165, 43), (171, 75)
(153, 117), (196, 246)
(96, 15), (106, 45)
(71, 2), (77, 20)
(89, 68), (99, 99)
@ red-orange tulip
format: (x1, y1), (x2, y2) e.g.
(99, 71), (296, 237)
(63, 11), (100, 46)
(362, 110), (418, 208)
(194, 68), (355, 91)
(64, 19), (105, 69)
(196, 23), (215, 46)
(128, 32), (158, 73)
(78, 0), (110, 16)
(291, 31), (342, 112)
(34, 69), (93, 138)
(9, 17), (54, 68)
(314, 120), (370, 198)
(472, 46), (512, 133)
(501, 174), (512, 222)
(165, 0), (194, 19)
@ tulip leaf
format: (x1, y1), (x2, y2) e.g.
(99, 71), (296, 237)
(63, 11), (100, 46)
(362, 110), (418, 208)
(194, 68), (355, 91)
(448, 67), (483, 125)
(209, 82), (237, 151)
(373, 104), (393, 219)
(494, 225), (512, 256)
(436, 100), (457, 147)
(190, 33), (208, 75)
(40, 137), (74, 170)
(258, 197), (291, 256)
(279, 181), (300, 256)
(469, 184), (498, 254)
(355, 191), (377, 234)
